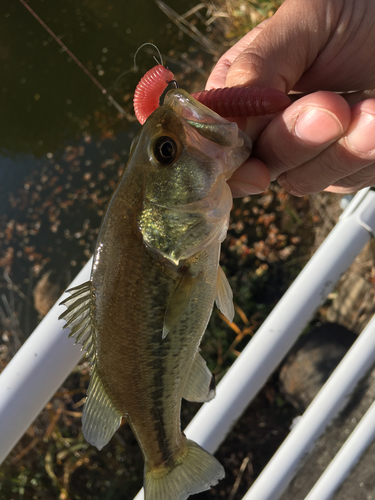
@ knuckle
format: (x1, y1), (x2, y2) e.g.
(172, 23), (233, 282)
(331, 164), (375, 189)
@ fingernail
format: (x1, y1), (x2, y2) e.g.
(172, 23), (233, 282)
(294, 107), (343, 146)
(230, 180), (264, 197)
(346, 113), (375, 152)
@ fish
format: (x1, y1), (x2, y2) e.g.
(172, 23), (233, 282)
(59, 88), (252, 500)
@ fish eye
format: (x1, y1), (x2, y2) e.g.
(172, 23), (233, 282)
(153, 136), (178, 166)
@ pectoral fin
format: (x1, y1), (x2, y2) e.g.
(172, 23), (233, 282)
(82, 367), (122, 450)
(215, 266), (234, 323)
(183, 353), (215, 403)
(162, 270), (201, 339)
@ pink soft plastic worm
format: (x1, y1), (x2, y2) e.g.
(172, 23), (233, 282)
(133, 64), (174, 125)
(133, 65), (291, 124)
(191, 86), (291, 117)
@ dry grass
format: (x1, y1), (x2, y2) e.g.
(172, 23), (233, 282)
(204, 0), (284, 40)
(155, 0), (284, 59)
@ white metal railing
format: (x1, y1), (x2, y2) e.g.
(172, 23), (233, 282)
(242, 313), (375, 500)
(0, 188), (374, 500)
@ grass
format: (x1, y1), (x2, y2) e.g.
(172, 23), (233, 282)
(205, 0), (284, 40)
(155, 0), (284, 59)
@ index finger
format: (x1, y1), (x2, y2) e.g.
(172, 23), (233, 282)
(205, 23), (268, 90)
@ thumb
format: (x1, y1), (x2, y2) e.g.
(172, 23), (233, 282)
(225, 0), (333, 92)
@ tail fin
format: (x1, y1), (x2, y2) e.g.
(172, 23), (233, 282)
(144, 439), (224, 500)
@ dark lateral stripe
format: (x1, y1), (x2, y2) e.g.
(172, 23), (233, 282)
(150, 332), (171, 466)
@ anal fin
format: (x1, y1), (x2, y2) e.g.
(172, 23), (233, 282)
(183, 353), (215, 403)
(82, 366), (122, 450)
(215, 266), (234, 323)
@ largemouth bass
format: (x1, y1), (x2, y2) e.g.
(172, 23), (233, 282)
(59, 89), (252, 500)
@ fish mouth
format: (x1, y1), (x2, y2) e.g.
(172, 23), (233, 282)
(164, 89), (252, 171)
(164, 88), (232, 124)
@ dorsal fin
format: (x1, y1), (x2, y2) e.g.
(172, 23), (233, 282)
(215, 266), (234, 323)
(59, 281), (96, 365)
(59, 281), (122, 449)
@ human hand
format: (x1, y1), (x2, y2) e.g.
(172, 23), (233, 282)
(207, 0), (375, 196)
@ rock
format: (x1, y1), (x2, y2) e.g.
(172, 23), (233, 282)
(33, 270), (61, 316)
(279, 323), (357, 412)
